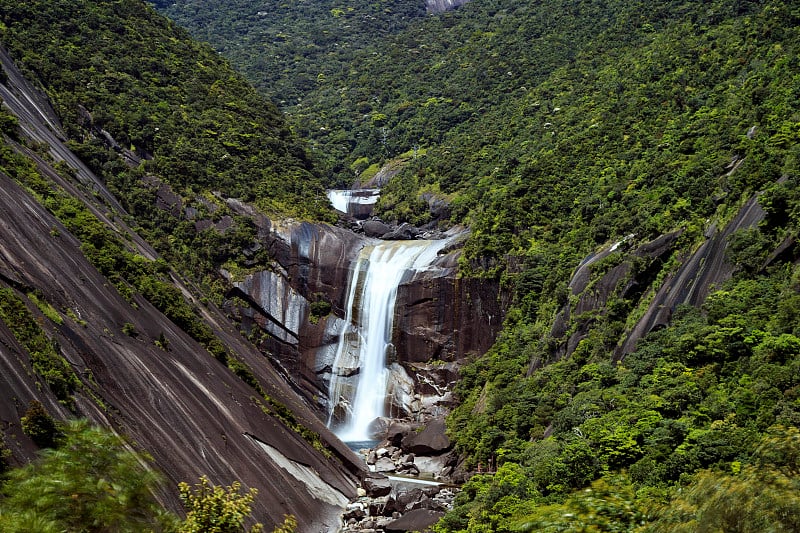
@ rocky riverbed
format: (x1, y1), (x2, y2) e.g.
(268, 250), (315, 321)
(338, 418), (464, 532)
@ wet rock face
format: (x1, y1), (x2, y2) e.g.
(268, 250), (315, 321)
(228, 219), (506, 418)
(394, 257), (505, 364)
(223, 219), (364, 406)
(0, 47), (369, 531)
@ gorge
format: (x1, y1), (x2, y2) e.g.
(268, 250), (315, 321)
(2, 0), (800, 531)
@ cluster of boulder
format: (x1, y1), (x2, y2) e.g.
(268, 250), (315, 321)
(342, 473), (457, 533)
(355, 218), (448, 241)
(366, 418), (456, 478)
(338, 417), (463, 532)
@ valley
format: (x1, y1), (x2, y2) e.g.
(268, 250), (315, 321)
(0, 0), (799, 531)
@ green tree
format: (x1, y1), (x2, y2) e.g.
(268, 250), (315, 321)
(20, 400), (62, 449)
(649, 426), (800, 532)
(516, 474), (649, 533)
(0, 432), (10, 475)
(178, 476), (265, 533)
(0, 420), (176, 532)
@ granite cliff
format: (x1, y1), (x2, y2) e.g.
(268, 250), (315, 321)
(0, 45), (364, 530)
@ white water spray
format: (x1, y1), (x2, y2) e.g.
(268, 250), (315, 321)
(327, 238), (451, 442)
(326, 189), (379, 215)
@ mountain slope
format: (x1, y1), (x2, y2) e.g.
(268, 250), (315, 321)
(0, 1), (364, 529)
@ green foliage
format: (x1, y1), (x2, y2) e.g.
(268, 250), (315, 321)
(27, 291), (63, 325)
(0, 420), (177, 533)
(648, 425), (800, 532)
(1, 422), (293, 532)
(0, 0), (332, 220)
(441, 261), (800, 529)
(177, 475), (263, 533)
(122, 322), (139, 337)
(0, 107), (19, 137)
(20, 400), (62, 449)
(308, 294), (332, 324)
(0, 432), (10, 475)
(155, 0), (428, 115)
(0, 288), (79, 406)
(0, 0), (335, 335)
(515, 474), (650, 533)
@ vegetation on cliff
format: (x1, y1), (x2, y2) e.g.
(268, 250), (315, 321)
(0, 1), (344, 528)
(0, 421), (278, 532)
(0, 0), (335, 303)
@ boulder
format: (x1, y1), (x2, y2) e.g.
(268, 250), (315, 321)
(382, 222), (419, 240)
(384, 509), (445, 533)
(395, 488), (426, 511)
(403, 419), (451, 455)
(374, 457), (397, 473)
(367, 416), (392, 439)
(363, 473), (392, 497)
(385, 421), (414, 448)
(363, 219), (392, 238)
(368, 496), (392, 517)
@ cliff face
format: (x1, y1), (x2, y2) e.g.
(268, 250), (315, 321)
(228, 222), (506, 418)
(0, 47), (363, 531)
(537, 191), (769, 373)
(394, 249), (505, 364)
(224, 219), (365, 409)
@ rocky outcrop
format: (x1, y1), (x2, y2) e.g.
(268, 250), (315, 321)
(538, 192), (769, 373)
(615, 195), (766, 358)
(341, 485), (455, 532)
(402, 418), (451, 455)
(225, 218), (505, 419)
(542, 232), (681, 367)
(340, 427), (459, 531)
(384, 509), (446, 533)
(222, 217), (365, 407)
(394, 247), (505, 364)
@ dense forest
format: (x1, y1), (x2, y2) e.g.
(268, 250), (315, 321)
(0, 0), (338, 298)
(154, 0), (800, 530)
(0, 0), (799, 530)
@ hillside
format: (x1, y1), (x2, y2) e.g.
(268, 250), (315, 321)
(151, 0), (800, 530)
(0, 0), (362, 530)
(153, 0), (429, 107)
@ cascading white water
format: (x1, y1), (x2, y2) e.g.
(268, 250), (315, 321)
(327, 238), (451, 442)
(326, 189), (380, 214)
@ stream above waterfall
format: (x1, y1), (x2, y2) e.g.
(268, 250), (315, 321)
(327, 237), (453, 442)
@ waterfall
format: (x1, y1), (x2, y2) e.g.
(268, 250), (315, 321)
(327, 238), (451, 442)
(326, 189), (380, 219)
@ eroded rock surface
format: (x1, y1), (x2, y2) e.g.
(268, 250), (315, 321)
(0, 49), (364, 531)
